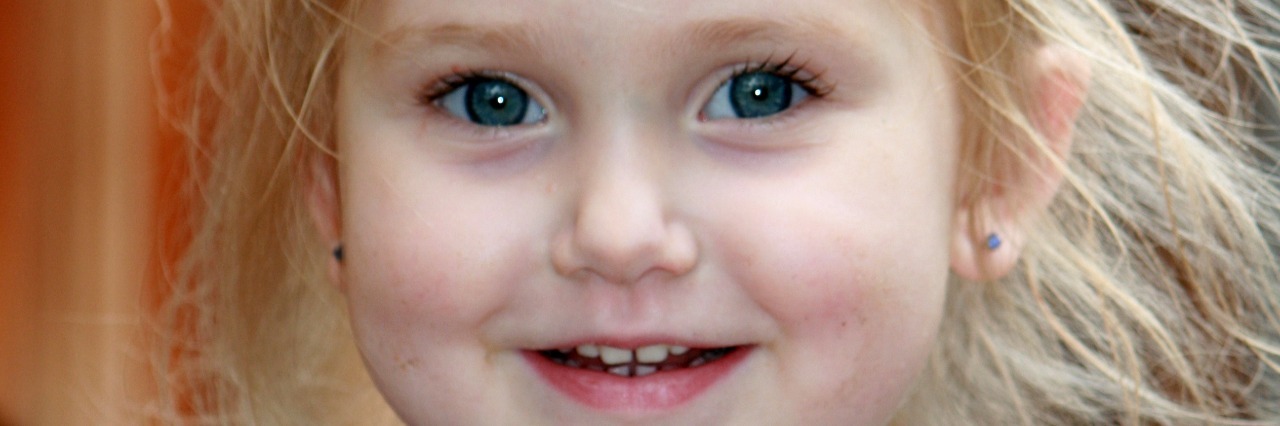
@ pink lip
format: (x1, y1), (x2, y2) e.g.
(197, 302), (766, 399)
(523, 346), (752, 411)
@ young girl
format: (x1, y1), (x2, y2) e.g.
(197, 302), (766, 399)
(156, 0), (1280, 424)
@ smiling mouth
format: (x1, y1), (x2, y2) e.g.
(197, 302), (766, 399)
(537, 344), (740, 377)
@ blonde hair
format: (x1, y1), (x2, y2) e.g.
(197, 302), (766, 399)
(154, 0), (394, 423)
(156, 0), (1280, 423)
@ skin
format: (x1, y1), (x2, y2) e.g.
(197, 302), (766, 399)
(320, 0), (1061, 424)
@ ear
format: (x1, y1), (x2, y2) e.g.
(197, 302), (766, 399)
(950, 45), (1090, 281)
(306, 149), (345, 290)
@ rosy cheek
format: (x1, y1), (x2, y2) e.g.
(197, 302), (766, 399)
(719, 226), (869, 337)
(772, 252), (873, 340)
(348, 242), (469, 338)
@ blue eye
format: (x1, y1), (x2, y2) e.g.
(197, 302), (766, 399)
(703, 70), (811, 120)
(436, 77), (546, 126)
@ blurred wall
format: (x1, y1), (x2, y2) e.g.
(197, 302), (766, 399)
(0, 1), (166, 424)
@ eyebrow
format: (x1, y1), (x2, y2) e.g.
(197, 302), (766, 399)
(370, 16), (859, 62)
(373, 21), (548, 59)
(683, 17), (852, 52)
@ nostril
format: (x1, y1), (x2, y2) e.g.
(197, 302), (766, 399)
(549, 220), (699, 284)
(655, 223), (699, 276)
(549, 228), (588, 278)
(549, 228), (644, 282)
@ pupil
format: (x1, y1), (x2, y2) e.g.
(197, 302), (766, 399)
(466, 79), (529, 126)
(729, 71), (791, 119)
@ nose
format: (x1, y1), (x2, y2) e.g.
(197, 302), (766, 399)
(550, 130), (698, 284)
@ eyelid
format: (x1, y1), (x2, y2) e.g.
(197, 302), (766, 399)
(417, 69), (551, 129)
(420, 69), (525, 104)
(730, 54), (833, 98)
(418, 69), (553, 115)
(697, 54), (834, 123)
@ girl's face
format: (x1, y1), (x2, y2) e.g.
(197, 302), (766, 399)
(334, 0), (960, 423)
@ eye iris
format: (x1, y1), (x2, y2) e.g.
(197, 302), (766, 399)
(465, 79), (529, 126)
(729, 71), (792, 118)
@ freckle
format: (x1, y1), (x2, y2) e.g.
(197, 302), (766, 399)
(398, 356), (421, 371)
(451, 64), (466, 73)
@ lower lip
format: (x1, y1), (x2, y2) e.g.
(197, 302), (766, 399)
(524, 346), (752, 412)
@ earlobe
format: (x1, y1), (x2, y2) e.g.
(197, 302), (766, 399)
(305, 150), (345, 290)
(950, 45), (1089, 282)
(949, 210), (1022, 281)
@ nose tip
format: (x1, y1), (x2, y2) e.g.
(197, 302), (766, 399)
(551, 219), (697, 283)
(549, 174), (698, 284)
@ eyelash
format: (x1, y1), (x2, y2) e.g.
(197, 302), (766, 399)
(731, 54), (834, 99)
(414, 57), (835, 114)
(418, 68), (509, 104)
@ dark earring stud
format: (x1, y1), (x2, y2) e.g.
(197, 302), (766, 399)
(985, 233), (1003, 250)
(333, 244), (344, 262)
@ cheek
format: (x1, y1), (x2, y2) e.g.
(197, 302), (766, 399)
(339, 168), (543, 359)
(692, 141), (955, 418)
(336, 170), (551, 422)
(347, 213), (472, 335)
(726, 202), (951, 417)
(723, 203), (950, 344)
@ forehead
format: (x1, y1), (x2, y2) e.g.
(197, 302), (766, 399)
(354, 0), (941, 54)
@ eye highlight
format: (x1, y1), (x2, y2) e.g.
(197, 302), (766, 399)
(702, 58), (829, 121)
(426, 73), (546, 127)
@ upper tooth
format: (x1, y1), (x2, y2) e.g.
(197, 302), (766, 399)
(636, 345), (669, 363)
(576, 344), (600, 358)
(599, 346), (633, 365)
(571, 343), (695, 366)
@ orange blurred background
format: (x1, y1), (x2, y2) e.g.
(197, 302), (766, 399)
(0, 1), (202, 424)
(0, 2), (1273, 426)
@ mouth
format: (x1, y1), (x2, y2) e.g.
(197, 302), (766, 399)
(524, 342), (752, 411)
(537, 344), (740, 377)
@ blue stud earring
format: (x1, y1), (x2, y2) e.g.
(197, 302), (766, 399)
(333, 244), (344, 262)
(985, 233), (1003, 250)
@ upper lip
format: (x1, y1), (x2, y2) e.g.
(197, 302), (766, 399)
(528, 335), (746, 351)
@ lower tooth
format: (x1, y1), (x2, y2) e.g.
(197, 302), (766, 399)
(635, 365), (657, 377)
(608, 365), (631, 377)
(688, 356), (707, 368)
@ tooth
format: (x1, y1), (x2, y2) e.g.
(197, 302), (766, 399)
(576, 344), (600, 358)
(635, 365), (657, 377)
(636, 345), (669, 363)
(607, 365), (631, 377)
(670, 345), (689, 356)
(599, 346), (633, 365)
(688, 356), (707, 368)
